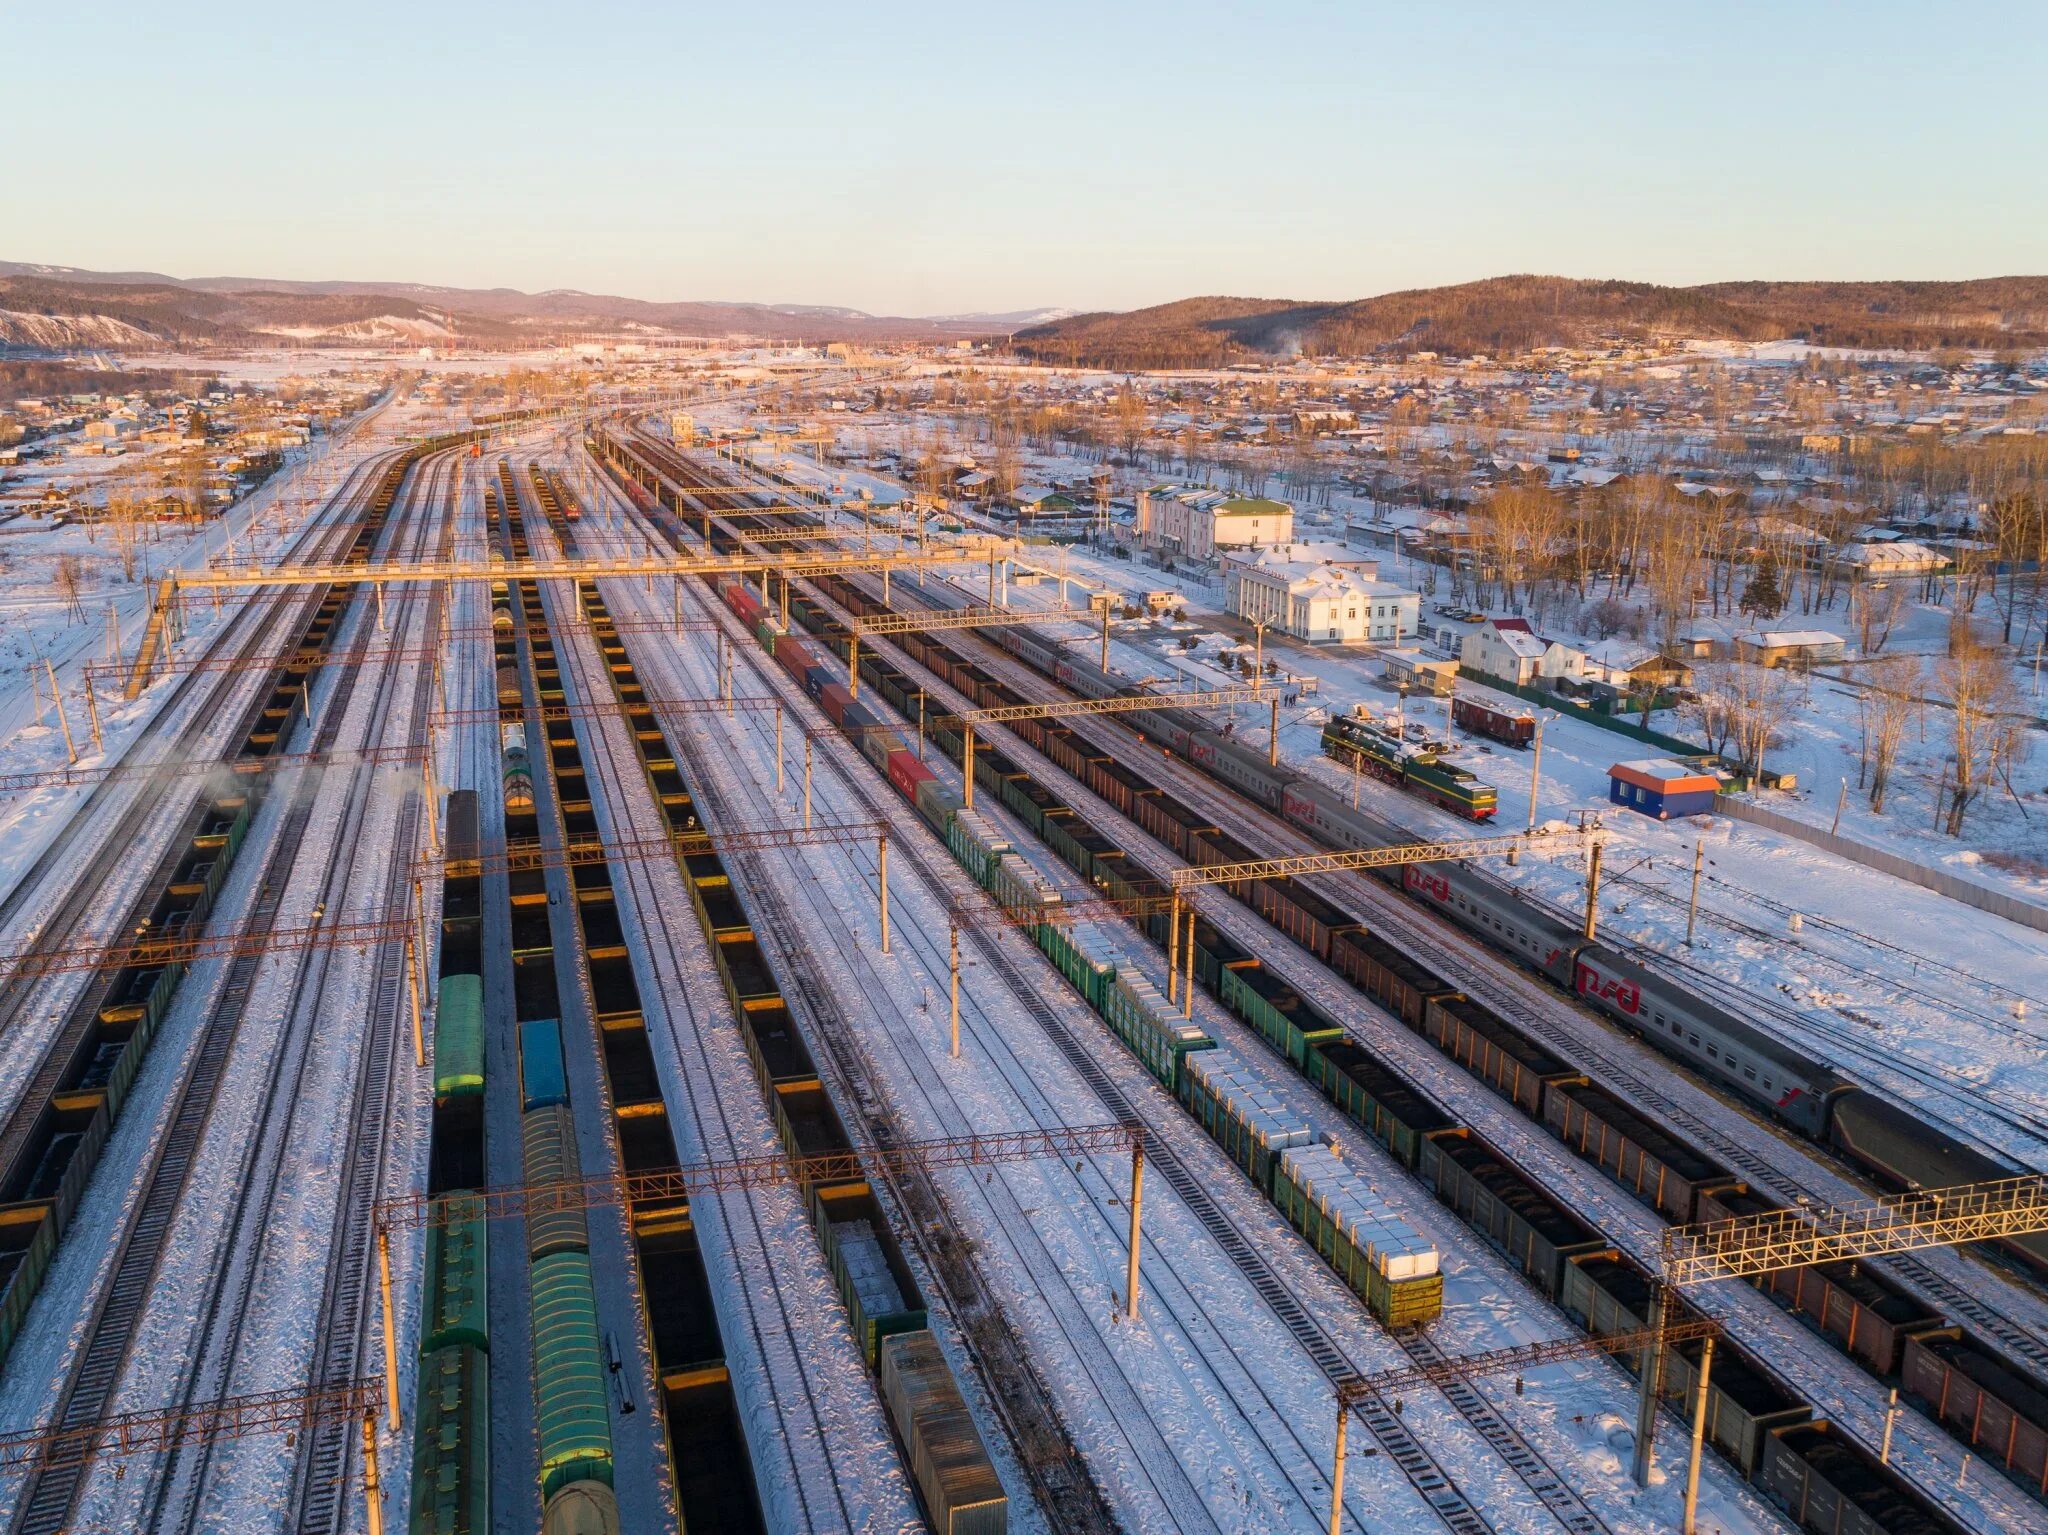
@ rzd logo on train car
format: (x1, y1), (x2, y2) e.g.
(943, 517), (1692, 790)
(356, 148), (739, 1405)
(1575, 959), (1641, 1015)
(1281, 788), (1318, 828)
(1054, 660), (1076, 686)
(1404, 867), (1451, 902)
(1190, 740), (1217, 767)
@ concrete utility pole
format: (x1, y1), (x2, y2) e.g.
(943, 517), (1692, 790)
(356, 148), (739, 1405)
(1583, 839), (1604, 942)
(1124, 1140), (1145, 1320)
(949, 924), (961, 1058)
(1327, 1402), (1350, 1535)
(1685, 841), (1703, 946)
(378, 1227), (401, 1430)
(1527, 713), (1547, 832)
(1681, 1335), (1714, 1535)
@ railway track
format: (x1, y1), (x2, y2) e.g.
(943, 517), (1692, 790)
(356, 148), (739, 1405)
(7, 447), (454, 1535)
(771, 573), (1612, 1535)
(544, 563), (874, 1535)
(131, 449), (456, 1535)
(0, 446), (398, 1054)
(594, 454), (1619, 1535)
(915, 585), (2048, 1377)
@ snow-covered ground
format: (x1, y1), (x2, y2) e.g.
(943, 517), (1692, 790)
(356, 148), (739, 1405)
(719, 437), (2048, 1177)
(570, 445), (1794, 1535)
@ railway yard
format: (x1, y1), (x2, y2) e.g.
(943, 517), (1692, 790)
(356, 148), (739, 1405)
(0, 379), (2045, 1535)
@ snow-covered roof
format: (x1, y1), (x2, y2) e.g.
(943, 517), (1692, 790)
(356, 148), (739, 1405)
(1743, 629), (1842, 648)
(1582, 638), (1661, 670)
(1613, 758), (1707, 782)
(1489, 629), (1547, 659)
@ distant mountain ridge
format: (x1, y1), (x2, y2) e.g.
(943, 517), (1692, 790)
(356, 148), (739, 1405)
(1014, 275), (2048, 367)
(0, 262), (1008, 348)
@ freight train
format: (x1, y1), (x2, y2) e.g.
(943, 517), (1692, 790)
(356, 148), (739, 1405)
(727, 578), (1447, 1332)
(741, 575), (2027, 1530)
(565, 571), (1005, 1535)
(413, 787), (489, 1534)
(854, 583), (2048, 1274)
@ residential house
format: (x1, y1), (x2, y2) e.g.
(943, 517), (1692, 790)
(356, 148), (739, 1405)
(1579, 638), (1693, 691)
(1460, 618), (1586, 688)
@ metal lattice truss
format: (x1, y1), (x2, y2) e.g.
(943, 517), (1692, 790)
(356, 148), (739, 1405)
(173, 542), (1017, 592)
(1167, 830), (1570, 890)
(427, 696), (781, 731)
(851, 605), (1093, 638)
(412, 818), (886, 881)
(1336, 1318), (1720, 1407)
(1, 915), (409, 984)
(0, 741), (427, 798)
(955, 685), (1271, 729)
(82, 643), (444, 687)
(1662, 1175), (2048, 1285)
(0, 1380), (379, 1475)
(376, 1121), (1142, 1231)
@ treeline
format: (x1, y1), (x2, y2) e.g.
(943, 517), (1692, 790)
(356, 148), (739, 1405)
(1014, 274), (2048, 365)
(0, 359), (209, 405)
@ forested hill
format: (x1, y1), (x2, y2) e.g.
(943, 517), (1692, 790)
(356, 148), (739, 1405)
(1013, 275), (2048, 368)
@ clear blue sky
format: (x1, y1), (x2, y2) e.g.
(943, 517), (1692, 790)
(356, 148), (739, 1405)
(14, 2), (2045, 315)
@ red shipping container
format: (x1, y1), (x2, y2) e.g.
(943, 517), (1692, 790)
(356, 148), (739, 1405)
(888, 751), (936, 798)
(819, 683), (855, 726)
(724, 581), (761, 625)
(776, 633), (821, 681)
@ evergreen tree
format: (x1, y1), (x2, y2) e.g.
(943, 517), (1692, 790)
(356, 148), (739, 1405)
(1740, 558), (1784, 620)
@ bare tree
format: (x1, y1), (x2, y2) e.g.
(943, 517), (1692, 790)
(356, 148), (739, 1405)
(1936, 620), (2029, 834)
(1857, 654), (1923, 813)
(1848, 580), (1907, 656)
(1690, 660), (1795, 779)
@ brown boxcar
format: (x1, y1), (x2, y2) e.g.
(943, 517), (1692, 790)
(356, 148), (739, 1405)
(1424, 994), (1584, 1118)
(1419, 1127), (1606, 1299)
(1901, 1328), (2048, 1498)
(1759, 1421), (1960, 1535)
(1761, 1259), (1943, 1378)
(1252, 877), (1358, 960)
(1330, 929), (1458, 1029)
(1542, 1080), (1728, 1225)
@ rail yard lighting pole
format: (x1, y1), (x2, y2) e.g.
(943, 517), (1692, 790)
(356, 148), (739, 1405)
(404, 934), (424, 1068)
(1527, 713), (1548, 833)
(1166, 893), (1182, 1004)
(962, 726), (976, 811)
(775, 707), (784, 792)
(1182, 904), (1196, 1019)
(1269, 694), (1281, 767)
(803, 736), (812, 829)
(1631, 1284), (1667, 1485)
(1125, 1140), (1145, 1320)
(949, 924), (961, 1057)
